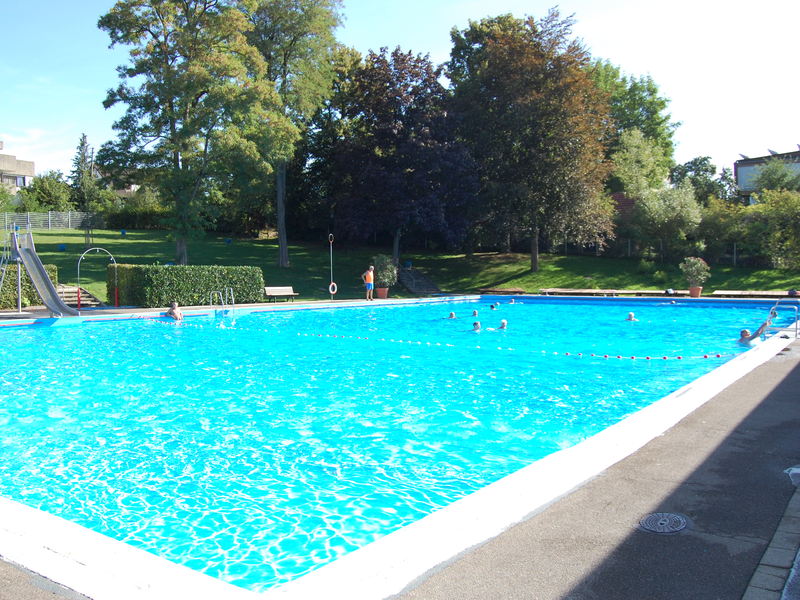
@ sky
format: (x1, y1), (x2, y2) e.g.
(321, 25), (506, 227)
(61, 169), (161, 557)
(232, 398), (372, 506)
(1, 0), (798, 179)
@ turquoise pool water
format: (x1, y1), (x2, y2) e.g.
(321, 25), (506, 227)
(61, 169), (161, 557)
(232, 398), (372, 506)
(0, 297), (793, 591)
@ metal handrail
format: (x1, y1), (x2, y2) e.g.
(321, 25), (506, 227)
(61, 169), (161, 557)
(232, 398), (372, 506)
(398, 265), (417, 293)
(210, 290), (225, 308)
(224, 287), (235, 311)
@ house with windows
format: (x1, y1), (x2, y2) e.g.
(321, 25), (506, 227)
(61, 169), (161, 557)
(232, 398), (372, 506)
(0, 141), (35, 192)
(734, 148), (800, 203)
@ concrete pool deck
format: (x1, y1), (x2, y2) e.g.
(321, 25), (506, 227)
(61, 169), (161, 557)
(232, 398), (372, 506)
(0, 302), (798, 599)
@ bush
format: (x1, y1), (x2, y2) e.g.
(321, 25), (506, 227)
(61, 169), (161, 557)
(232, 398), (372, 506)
(372, 254), (398, 287)
(636, 259), (655, 274)
(109, 264), (265, 308)
(679, 257), (711, 287)
(652, 270), (668, 284)
(0, 264), (59, 309)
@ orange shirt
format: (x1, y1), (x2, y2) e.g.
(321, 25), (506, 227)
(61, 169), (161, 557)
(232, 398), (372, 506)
(365, 271), (374, 284)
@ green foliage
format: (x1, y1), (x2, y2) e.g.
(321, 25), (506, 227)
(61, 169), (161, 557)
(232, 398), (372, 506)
(750, 158), (800, 196)
(699, 198), (744, 261)
(97, 0), (288, 265)
(110, 264), (266, 308)
(449, 9), (614, 270)
(590, 58), (679, 169)
(749, 189), (800, 268)
(612, 129), (668, 198)
(652, 270), (668, 284)
(632, 182), (702, 261)
(372, 254), (397, 287)
(679, 257), (711, 287)
(0, 264), (58, 309)
(636, 259), (655, 274)
(670, 156), (724, 205)
(105, 185), (168, 230)
(0, 185), (16, 212)
(17, 171), (74, 212)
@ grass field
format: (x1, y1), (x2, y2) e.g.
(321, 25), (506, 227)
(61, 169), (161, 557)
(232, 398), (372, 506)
(29, 229), (799, 304)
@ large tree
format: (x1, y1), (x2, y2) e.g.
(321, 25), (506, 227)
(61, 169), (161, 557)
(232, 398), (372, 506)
(96, 0), (285, 265)
(449, 10), (614, 271)
(591, 59), (679, 173)
(332, 47), (479, 264)
(17, 171), (74, 212)
(243, 0), (342, 267)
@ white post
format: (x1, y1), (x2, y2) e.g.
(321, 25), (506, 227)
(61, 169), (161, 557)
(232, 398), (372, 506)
(16, 259), (21, 314)
(48, 211), (51, 230)
(68, 211), (71, 229)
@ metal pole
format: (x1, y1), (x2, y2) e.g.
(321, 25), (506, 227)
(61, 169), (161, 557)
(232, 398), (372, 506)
(329, 234), (335, 301)
(16, 259), (21, 314)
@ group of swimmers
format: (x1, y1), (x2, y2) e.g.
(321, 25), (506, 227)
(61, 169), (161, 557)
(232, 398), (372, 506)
(625, 310), (772, 346)
(447, 304), (510, 331)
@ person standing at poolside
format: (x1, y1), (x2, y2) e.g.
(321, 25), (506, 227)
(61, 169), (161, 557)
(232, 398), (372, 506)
(165, 301), (183, 321)
(361, 265), (375, 301)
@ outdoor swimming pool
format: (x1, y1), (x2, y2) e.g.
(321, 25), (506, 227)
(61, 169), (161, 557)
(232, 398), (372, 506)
(0, 297), (795, 592)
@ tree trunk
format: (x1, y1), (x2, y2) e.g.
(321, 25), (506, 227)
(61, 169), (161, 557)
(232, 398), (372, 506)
(392, 227), (402, 265)
(530, 220), (539, 272)
(176, 237), (187, 266)
(276, 160), (290, 268)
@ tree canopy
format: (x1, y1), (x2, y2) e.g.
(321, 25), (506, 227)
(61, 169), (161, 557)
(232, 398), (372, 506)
(450, 9), (614, 270)
(96, 0), (290, 264)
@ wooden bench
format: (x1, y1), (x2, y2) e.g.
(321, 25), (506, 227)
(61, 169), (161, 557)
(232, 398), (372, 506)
(539, 288), (618, 296)
(712, 290), (798, 299)
(264, 286), (299, 302)
(478, 287), (528, 295)
(614, 289), (690, 297)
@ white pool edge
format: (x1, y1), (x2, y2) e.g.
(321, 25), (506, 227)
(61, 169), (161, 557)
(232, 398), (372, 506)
(0, 321), (794, 599)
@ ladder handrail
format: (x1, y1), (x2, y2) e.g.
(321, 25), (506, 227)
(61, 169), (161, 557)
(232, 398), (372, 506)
(210, 290), (225, 308)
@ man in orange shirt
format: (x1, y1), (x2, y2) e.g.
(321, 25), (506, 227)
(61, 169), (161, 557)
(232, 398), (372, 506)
(361, 265), (375, 300)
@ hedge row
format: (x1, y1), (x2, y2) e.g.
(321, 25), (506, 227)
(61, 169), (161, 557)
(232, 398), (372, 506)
(0, 264), (58, 309)
(108, 264), (266, 308)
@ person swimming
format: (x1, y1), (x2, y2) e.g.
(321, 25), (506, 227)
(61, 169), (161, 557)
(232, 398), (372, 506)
(626, 312), (638, 321)
(473, 321), (481, 331)
(738, 318), (771, 345)
(498, 319), (507, 330)
(472, 310), (479, 317)
(447, 312), (456, 319)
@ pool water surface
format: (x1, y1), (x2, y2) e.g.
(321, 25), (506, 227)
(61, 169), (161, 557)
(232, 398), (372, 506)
(0, 297), (792, 591)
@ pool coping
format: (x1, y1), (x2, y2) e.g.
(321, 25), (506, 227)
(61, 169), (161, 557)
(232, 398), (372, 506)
(0, 298), (796, 599)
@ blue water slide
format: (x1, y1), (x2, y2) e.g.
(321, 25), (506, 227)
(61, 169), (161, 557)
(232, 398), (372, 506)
(12, 230), (79, 317)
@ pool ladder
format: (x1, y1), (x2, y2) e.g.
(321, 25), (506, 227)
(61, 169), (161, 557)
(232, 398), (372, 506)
(210, 287), (235, 312)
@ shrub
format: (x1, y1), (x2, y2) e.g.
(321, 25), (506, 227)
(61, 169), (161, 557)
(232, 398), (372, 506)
(652, 270), (668, 284)
(636, 259), (655, 274)
(372, 254), (398, 287)
(679, 257), (711, 287)
(0, 264), (58, 309)
(109, 264), (265, 308)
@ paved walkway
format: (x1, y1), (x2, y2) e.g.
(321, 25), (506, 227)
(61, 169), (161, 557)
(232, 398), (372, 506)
(0, 312), (798, 600)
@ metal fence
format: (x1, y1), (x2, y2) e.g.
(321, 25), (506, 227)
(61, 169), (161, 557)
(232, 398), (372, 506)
(2, 211), (104, 230)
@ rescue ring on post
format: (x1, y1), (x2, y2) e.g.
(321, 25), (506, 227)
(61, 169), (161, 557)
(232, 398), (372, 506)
(329, 282), (338, 295)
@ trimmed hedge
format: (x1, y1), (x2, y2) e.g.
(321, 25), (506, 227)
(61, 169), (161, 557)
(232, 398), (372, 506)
(108, 264), (266, 308)
(0, 264), (59, 309)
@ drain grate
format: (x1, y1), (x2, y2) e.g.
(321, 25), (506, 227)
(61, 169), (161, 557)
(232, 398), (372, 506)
(638, 512), (691, 535)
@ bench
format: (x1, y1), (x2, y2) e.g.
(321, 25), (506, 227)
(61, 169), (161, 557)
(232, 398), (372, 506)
(712, 290), (798, 299)
(539, 288), (690, 297)
(478, 287), (528, 295)
(264, 286), (299, 302)
(614, 289), (690, 297)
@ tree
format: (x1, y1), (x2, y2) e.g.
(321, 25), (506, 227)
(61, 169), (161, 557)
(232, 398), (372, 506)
(450, 10), (614, 271)
(698, 197), (744, 262)
(612, 129), (668, 199)
(631, 182), (702, 262)
(591, 59), (679, 171)
(17, 171), (74, 212)
(332, 47), (479, 264)
(749, 158), (800, 197)
(750, 189), (800, 268)
(97, 0), (284, 265)
(243, 0), (342, 267)
(70, 134), (118, 214)
(670, 156), (722, 206)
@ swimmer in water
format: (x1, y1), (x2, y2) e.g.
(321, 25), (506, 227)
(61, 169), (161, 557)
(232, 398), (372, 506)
(625, 312), (638, 321)
(473, 321), (481, 332)
(447, 312), (456, 319)
(490, 304), (497, 310)
(472, 310), (479, 317)
(498, 319), (507, 330)
(738, 319), (771, 345)
(510, 299), (515, 304)
(165, 301), (183, 321)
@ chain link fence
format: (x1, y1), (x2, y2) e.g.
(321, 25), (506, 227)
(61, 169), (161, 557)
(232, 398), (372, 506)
(2, 211), (104, 230)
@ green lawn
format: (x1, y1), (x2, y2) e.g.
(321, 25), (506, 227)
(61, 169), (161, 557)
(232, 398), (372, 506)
(30, 229), (799, 304)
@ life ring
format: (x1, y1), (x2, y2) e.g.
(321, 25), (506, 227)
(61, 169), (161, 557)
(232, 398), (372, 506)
(329, 282), (338, 295)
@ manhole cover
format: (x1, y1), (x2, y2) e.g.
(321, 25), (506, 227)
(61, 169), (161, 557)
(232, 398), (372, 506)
(638, 512), (689, 535)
